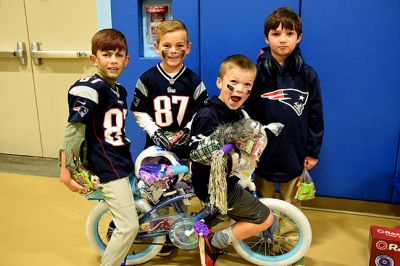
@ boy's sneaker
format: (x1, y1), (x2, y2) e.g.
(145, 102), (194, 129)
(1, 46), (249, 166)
(198, 234), (225, 266)
(158, 237), (175, 257)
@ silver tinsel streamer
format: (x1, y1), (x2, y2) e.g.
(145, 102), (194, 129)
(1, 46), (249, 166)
(208, 150), (228, 214)
(207, 118), (264, 214)
(214, 118), (264, 145)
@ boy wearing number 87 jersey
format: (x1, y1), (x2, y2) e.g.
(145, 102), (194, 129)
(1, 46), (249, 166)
(59, 29), (139, 266)
(130, 19), (208, 159)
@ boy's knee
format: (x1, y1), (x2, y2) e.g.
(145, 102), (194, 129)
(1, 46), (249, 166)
(118, 218), (139, 238)
(262, 212), (274, 229)
(127, 219), (139, 235)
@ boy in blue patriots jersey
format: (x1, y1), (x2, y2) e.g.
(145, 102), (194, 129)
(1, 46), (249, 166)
(131, 19), (208, 159)
(131, 19), (208, 257)
(60, 29), (138, 266)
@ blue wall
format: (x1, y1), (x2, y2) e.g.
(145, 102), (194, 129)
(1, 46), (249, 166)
(300, 0), (400, 202)
(112, 0), (400, 203)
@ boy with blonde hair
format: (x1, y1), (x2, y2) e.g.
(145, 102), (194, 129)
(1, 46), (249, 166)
(190, 54), (274, 266)
(131, 19), (208, 256)
(131, 19), (208, 158)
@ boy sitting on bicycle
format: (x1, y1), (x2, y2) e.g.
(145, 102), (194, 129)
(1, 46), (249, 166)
(59, 29), (138, 266)
(189, 54), (274, 266)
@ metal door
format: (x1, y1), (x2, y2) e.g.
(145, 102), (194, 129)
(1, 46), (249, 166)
(0, 0), (99, 158)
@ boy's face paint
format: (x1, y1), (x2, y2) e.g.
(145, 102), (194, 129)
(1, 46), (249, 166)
(161, 49), (186, 61)
(217, 67), (255, 110)
(227, 84), (251, 95)
(154, 29), (191, 73)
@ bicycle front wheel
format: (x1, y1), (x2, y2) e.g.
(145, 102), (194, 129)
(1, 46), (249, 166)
(233, 198), (312, 266)
(86, 201), (166, 265)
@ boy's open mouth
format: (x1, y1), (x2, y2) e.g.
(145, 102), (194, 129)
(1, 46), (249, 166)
(231, 96), (242, 102)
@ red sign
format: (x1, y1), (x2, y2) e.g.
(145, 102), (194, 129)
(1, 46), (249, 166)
(369, 225), (400, 266)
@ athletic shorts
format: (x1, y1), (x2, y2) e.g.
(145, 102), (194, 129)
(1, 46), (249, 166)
(226, 183), (270, 224)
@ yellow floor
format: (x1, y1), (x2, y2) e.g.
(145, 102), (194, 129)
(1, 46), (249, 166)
(1, 172), (399, 266)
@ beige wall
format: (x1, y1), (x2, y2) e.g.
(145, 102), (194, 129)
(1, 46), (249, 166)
(0, 0), (99, 158)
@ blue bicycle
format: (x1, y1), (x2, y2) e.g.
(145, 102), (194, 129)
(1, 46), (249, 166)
(85, 145), (312, 265)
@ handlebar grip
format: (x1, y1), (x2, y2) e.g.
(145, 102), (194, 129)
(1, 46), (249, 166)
(221, 144), (234, 154)
(171, 165), (189, 175)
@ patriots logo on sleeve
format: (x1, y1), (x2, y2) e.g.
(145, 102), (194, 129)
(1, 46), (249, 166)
(73, 105), (89, 117)
(261, 89), (309, 116)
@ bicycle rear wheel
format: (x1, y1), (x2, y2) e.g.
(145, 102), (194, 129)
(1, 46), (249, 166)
(233, 198), (312, 266)
(86, 201), (166, 265)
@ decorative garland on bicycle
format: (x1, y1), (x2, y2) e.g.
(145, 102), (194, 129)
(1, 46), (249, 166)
(190, 118), (269, 214)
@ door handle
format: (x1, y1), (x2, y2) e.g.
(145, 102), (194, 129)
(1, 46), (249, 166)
(31, 42), (91, 65)
(0, 42), (27, 65)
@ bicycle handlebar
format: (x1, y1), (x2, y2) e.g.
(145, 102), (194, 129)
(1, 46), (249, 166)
(168, 165), (189, 176)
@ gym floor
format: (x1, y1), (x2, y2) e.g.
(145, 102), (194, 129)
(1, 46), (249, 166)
(0, 154), (399, 266)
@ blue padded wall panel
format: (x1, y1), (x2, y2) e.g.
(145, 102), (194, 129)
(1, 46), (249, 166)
(200, 0), (299, 96)
(301, 0), (400, 202)
(111, 0), (200, 160)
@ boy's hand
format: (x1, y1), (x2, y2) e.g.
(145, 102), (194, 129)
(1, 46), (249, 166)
(152, 129), (171, 150)
(304, 156), (318, 170)
(172, 128), (191, 148)
(59, 150), (86, 193)
(60, 166), (86, 193)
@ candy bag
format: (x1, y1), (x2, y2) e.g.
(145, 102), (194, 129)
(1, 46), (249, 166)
(295, 169), (316, 201)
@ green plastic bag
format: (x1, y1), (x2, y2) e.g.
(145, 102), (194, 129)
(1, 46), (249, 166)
(295, 169), (316, 201)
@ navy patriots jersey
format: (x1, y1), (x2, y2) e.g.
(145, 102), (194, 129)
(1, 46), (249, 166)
(131, 63), (208, 135)
(68, 74), (134, 183)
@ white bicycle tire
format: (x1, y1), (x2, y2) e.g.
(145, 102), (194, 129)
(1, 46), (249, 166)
(233, 198), (312, 266)
(86, 201), (165, 265)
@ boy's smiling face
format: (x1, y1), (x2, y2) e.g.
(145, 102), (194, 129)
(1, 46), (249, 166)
(90, 49), (129, 84)
(154, 29), (191, 73)
(217, 66), (255, 110)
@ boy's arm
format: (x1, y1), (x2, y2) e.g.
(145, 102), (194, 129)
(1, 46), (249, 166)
(193, 82), (208, 111)
(189, 114), (220, 165)
(306, 71), (324, 159)
(60, 150), (85, 192)
(130, 78), (170, 148)
(59, 122), (86, 192)
(132, 111), (160, 137)
(132, 111), (170, 149)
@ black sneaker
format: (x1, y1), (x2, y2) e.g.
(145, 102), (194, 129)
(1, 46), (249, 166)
(198, 233), (225, 266)
(158, 237), (175, 257)
(106, 220), (116, 241)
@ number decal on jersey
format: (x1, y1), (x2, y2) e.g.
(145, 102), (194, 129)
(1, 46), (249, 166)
(103, 108), (127, 146)
(153, 95), (189, 127)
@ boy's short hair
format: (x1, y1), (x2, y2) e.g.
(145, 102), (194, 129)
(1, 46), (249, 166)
(218, 54), (257, 79)
(155, 19), (189, 44)
(91, 29), (128, 55)
(264, 7), (302, 37)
